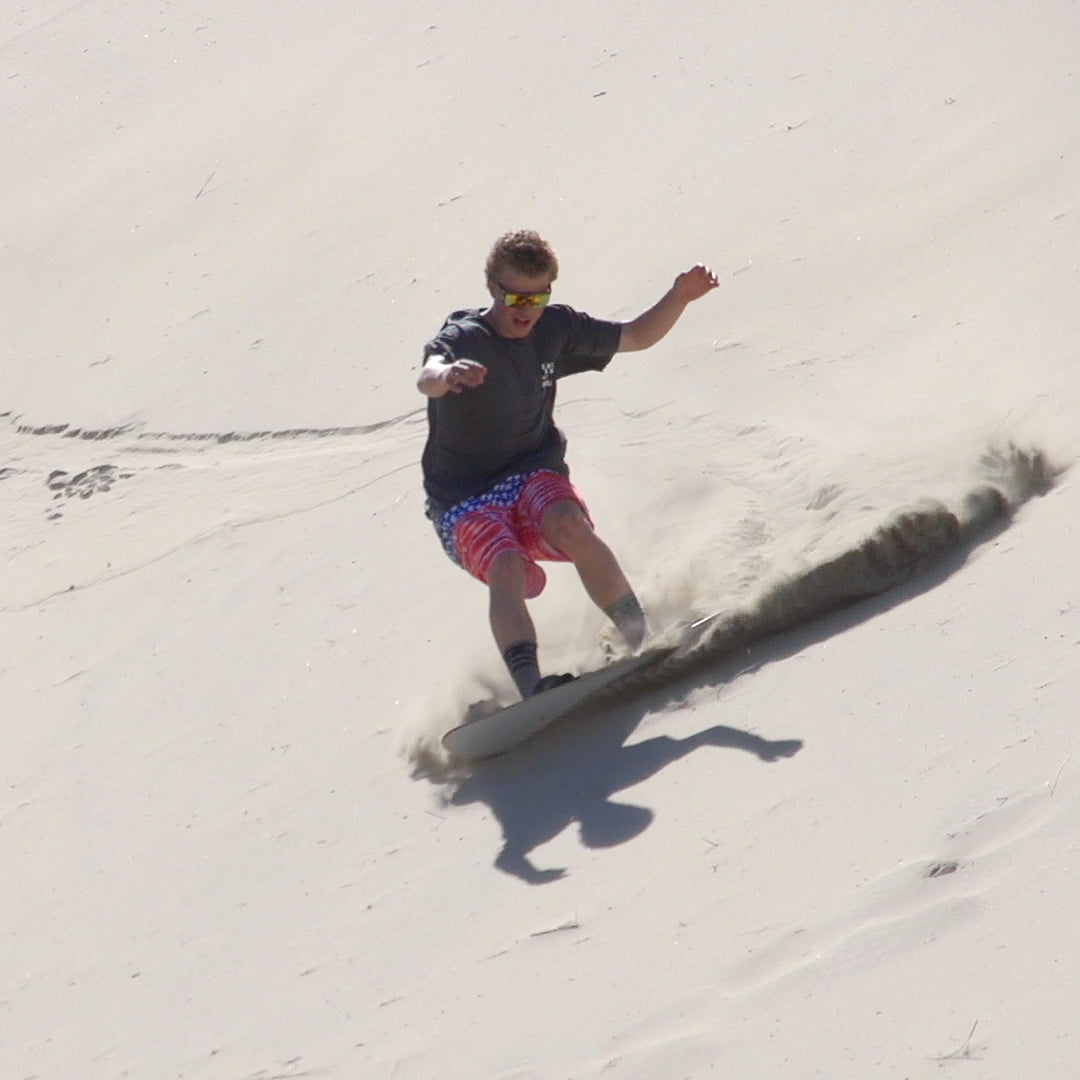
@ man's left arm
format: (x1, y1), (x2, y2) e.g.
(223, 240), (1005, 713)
(617, 264), (720, 353)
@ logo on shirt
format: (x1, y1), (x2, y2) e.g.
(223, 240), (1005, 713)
(541, 360), (555, 389)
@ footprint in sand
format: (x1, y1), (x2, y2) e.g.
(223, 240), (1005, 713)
(45, 464), (134, 520)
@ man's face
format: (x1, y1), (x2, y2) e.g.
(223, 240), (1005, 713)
(485, 267), (553, 339)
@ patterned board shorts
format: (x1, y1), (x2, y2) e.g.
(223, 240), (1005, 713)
(429, 470), (590, 599)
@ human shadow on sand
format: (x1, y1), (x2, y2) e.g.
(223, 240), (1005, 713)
(414, 447), (1055, 884)
(448, 706), (802, 884)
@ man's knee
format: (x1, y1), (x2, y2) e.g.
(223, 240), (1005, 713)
(540, 500), (596, 553)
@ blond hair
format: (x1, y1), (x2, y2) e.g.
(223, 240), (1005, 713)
(484, 230), (559, 282)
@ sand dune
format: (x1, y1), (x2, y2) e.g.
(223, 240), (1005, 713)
(4, 2), (1079, 1077)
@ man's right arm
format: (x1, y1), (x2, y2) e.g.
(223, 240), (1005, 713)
(417, 353), (488, 398)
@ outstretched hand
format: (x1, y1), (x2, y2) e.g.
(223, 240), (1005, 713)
(672, 263), (720, 303)
(617, 263), (722, 352)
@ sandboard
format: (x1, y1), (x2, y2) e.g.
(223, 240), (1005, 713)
(442, 611), (724, 760)
(442, 645), (673, 760)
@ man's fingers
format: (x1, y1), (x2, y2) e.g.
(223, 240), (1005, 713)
(446, 360), (487, 392)
(692, 264), (719, 287)
(459, 361), (487, 384)
(675, 263), (720, 300)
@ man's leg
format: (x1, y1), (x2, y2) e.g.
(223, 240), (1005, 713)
(488, 549), (535, 653)
(487, 550), (543, 698)
(539, 500), (648, 649)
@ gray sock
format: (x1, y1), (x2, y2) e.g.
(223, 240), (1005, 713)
(604, 593), (648, 650)
(502, 640), (540, 698)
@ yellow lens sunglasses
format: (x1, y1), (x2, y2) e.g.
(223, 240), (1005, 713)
(497, 282), (552, 308)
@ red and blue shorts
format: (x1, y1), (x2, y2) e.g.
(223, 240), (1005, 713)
(430, 470), (590, 599)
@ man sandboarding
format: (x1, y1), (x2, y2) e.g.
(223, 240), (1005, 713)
(419, 230), (718, 701)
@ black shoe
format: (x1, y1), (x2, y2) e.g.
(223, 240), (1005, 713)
(531, 673), (576, 696)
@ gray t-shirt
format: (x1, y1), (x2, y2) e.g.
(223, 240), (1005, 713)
(421, 305), (622, 510)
